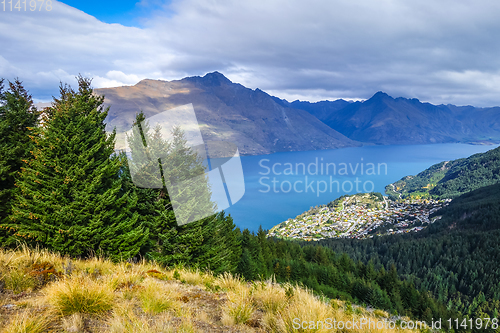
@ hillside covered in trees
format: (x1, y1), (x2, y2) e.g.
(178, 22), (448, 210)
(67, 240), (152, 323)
(385, 145), (500, 199)
(3, 77), (499, 332)
(237, 227), (460, 325)
(320, 173), (500, 328)
(0, 76), (240, 273)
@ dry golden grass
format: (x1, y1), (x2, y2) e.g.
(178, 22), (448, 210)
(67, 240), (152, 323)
(0, 310), (53, 333)
(251, 282), (287, 314)
(177, 319), (198, 333)
(373, 309), (391, 318)
(216, 272), (241, 291)
(274, 286), (334, 333)
(0, 247), (423, 333)
(108, 269), (145, 292)
(60, 313), (85, 333)
(138, 278), (181, 315)
(3, 269), (37, 294)
(105, 302), (175, 333)
(72, 255), (115, 277)
(43, 274), (115, 316)
(178, 268), (210, 286)
(193, 309), (210, 323)
(221, 284), (255, 326)
(263, 285), (423, 333)
(0, 245), (64, 273)
(0, 245), (64, 295)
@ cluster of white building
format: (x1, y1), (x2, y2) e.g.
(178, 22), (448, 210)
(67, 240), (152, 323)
(267, 196), (451, 241)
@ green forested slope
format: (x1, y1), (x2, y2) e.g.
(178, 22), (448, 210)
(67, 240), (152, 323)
(386, 145), (500, 199)
(237, 227), (457, 325)
(428, 182), (500, 232)
(319, 183), (500, 324)
(2, 77), (494, 332)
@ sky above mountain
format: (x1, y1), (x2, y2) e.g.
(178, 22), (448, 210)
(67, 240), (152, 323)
(2, 0), (500, 106)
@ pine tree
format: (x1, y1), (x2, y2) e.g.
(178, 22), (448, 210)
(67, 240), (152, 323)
(4, 76), (148, 260)
(124, 111), (204, 265)
(238, 229), (265, 278)
(238, 248), (258, 280)
(118, 112), (167, 256)
(257, 225), (272, 275)
(194, 211), (241, 274)
(0, 79), (39, 244)
(123, 111), (241, 272)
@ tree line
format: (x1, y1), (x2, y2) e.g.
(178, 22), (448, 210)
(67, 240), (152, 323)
(236, 227), (459, 326)
(1, 77), (465, 329)
(317, 183), (500, 331)
(0, 76), (240, 273)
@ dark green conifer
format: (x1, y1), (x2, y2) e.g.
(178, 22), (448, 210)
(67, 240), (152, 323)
(123, 111), (241, 272)
(238, 248), (258, 280)
(5, 76), (148, 260)
(0, 79), (39, 244)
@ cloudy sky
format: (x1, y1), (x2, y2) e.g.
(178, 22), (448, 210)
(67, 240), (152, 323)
(2, 0), (500, 106)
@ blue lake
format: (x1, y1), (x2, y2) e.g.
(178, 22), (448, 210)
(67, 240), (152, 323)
(224, 143), (499, 232)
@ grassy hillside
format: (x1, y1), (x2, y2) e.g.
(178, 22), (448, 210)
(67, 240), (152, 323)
(385, 145), (500, 199)
(0, 246), (426, 333)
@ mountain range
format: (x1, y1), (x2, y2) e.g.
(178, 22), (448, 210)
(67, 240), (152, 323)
(95, 72), (359, 155)
(289, 92), (500, 145)
(92, 72), (500, 155)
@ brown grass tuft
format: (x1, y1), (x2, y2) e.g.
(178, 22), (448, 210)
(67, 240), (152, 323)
(221, 284), (255, 326)
(43, 274), (115, 316)
(138, 278), (181, 314)
(0, 310), (53, 333)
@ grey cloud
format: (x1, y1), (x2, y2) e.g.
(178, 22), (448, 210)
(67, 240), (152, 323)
(150, 0), (500, 106)
(0, 1), (166, 99)
(2, 0), (500, 106)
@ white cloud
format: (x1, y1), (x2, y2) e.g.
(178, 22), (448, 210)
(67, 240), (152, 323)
(265, 89), (365, 104)
(2, 0), (500, 106)
(0, 56), (22, 78)
(0, 1), (171, 99)
(93, 71), (146, 88)
(147, 0), (500, 106)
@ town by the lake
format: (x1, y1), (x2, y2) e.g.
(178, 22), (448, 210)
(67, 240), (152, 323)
(267, 193), (451, 241)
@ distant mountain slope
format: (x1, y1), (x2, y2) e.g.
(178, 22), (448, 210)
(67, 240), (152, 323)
(93, 74), (500, 151)
(95, 72), (360, 156)
(288, 99), (352, 122)
(386, 145), (500, 199)
(324, 92), (470, 144)
(298, 92), (500, 145)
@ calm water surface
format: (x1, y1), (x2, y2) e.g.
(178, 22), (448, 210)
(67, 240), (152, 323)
(224, 143), (499, 232)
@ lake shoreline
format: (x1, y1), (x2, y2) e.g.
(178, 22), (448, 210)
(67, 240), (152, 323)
(224, 143), (500, 232)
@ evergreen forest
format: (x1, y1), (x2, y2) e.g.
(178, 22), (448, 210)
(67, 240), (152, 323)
(1, 77), (500, 332)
